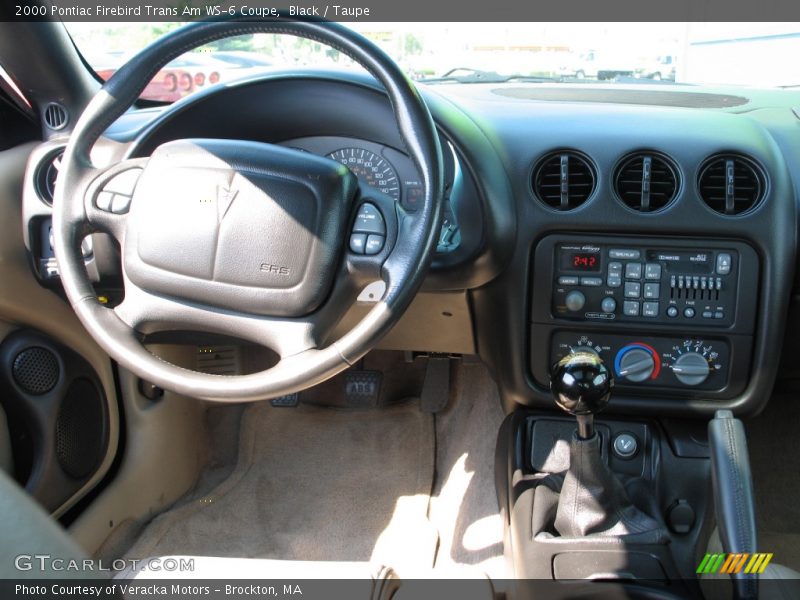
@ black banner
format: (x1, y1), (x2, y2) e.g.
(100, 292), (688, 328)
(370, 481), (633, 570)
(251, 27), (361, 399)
(2, 0), (800, 22)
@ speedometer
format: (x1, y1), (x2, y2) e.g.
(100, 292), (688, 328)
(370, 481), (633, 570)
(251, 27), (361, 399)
(327, 148), (401, 201)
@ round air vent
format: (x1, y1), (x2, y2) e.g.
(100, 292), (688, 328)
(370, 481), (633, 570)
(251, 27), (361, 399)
(614, 152), (679, 212)
(43, 102), (68, 130)
(35, 149), (64, 205)
(532, 151), (596, 211)
(698, 154), (766, 215)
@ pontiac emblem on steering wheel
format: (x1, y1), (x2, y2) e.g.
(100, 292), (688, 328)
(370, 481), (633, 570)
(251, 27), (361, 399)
(217, 183), (239, 221)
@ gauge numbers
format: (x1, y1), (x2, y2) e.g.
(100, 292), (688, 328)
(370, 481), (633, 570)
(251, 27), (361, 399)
(327, 148), (401, 201)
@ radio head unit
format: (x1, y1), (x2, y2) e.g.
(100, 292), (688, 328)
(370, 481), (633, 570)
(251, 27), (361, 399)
(549, 241), (748, 328)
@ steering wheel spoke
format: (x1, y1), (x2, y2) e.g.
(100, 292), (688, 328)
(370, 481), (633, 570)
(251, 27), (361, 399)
(113, 280), (317, 359)
(79, 158), (148, 242)
(341, 184), (403, 282)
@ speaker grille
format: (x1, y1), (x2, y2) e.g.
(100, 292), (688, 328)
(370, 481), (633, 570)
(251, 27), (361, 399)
(55, 378), (105, 479)
(12, 347), (59, 394)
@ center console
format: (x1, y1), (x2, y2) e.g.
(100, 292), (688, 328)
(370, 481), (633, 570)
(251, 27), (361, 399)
(498, 234), (766, 591)
(530, 234), (759, 400)
(497, 351), (715, 594)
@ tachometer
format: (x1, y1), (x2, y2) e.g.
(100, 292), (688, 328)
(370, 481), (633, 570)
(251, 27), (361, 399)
(327, 147), (401, 201)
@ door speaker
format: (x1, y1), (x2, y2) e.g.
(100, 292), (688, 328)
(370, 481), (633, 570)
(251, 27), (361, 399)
(1, 329), (110, 510)
(12, 346), (59, 394)
(55, 378), (105, 479)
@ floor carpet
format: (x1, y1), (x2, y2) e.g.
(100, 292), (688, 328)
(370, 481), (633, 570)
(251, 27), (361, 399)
(125, 400), (438, 575)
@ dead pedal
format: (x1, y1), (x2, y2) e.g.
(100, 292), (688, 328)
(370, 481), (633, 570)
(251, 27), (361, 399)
(344, 370), (383, 407)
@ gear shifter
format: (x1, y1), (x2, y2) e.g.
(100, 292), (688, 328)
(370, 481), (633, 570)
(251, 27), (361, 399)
(551, 351), (612, 439)
(548, 352), (666, 540)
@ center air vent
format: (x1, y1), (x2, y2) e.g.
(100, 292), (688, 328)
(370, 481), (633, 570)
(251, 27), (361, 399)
(698, 154), (766, 215)
(614, 152), (679, 212)
(532, 151), (596, 210)
(35, 149), (64, 205)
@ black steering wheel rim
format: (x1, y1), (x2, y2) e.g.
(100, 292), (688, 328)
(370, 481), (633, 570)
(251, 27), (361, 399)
(53, 18), (444, 402)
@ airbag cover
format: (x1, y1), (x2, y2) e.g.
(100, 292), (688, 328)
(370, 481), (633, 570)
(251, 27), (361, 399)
(123, 139), (356, 317)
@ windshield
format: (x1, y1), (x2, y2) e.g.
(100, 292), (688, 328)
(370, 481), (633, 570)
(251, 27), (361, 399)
(66, 22), (800, 102)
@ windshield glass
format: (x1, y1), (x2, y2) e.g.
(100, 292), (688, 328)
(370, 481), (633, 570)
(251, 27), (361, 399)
(66, 22), (800, 102)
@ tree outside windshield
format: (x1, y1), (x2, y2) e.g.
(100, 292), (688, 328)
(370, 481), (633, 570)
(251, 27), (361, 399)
(65, 22), (800, 102)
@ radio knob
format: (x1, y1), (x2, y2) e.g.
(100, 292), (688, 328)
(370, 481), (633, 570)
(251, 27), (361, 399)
(672, 352), (710, 386)
(565, 290), (586, 312)
(601, 297), (617, 313)
(616, 345), (656, 382)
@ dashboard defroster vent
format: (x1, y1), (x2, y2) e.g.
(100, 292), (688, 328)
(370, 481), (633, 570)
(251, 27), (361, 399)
(698, 154), (766, 215)
(532, 151), (596, 211)
(614, 152), (678, 212)
(43, 103), (68, 130)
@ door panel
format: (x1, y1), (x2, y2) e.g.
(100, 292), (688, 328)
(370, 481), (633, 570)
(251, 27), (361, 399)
(0, 142), (119, 517)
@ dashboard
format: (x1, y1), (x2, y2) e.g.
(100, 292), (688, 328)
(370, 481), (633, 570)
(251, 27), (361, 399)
(21, 71), (800, 418)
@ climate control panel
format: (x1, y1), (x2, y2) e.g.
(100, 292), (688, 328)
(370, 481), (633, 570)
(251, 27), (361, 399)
(549, 332), (731, 392)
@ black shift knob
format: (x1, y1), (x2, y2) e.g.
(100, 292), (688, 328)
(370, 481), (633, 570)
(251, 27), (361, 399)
(551, 352), (613, 417)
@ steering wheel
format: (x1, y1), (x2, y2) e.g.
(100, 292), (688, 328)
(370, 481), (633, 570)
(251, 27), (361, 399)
(53, 20), (444, 402)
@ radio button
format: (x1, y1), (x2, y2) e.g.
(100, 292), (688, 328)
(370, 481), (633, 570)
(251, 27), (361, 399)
(642, 302), (659, 317)
(716, 253), (732, 275)
(601, 297), (617, 313)
(558, 276), (580, 285)
(607, 275), (622, 288)
(644, 263), (662, 279)
(581, 277), (603, 287)
(625, 263), (643, 279)
(666, 306), (679, 318)
(623, 301), (640, 316)
(610, 249), (641, 259)
(608, 261), (623, 275)
(643, 283), (660, 299)
(684, 307), (696, 318)
(624, 282), (641, 298)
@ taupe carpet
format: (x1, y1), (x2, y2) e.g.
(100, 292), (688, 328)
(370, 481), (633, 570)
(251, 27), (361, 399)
(746, 392), (800, 570)
(125, 401), (438, 573)
(429, 361), (507, 578)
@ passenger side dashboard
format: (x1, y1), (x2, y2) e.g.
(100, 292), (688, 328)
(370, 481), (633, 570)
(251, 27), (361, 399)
(460, 92), (798, 416)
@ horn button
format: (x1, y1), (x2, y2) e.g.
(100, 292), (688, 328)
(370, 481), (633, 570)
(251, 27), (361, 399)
(123, 139), (357, 317)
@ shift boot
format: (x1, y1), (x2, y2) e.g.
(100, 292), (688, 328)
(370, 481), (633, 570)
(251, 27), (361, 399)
(554, 432), (666, 540)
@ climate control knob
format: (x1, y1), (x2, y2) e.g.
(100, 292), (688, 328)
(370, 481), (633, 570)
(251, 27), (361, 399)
(671, 352), (710, 386)
(615, 344), (659, 383)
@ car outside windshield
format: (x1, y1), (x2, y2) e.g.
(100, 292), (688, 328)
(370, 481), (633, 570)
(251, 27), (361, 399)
(65, 22), (800, 102)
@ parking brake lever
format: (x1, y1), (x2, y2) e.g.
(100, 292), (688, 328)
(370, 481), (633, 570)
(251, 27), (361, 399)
(708, 410), (758, 600)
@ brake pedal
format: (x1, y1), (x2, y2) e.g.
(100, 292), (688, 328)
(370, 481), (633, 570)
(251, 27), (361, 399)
(344, 370), (383, 407)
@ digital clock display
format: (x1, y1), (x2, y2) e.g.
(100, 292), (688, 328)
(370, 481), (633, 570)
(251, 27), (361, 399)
(572, 254), (598, 269)
(560, 250), (601, 272)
